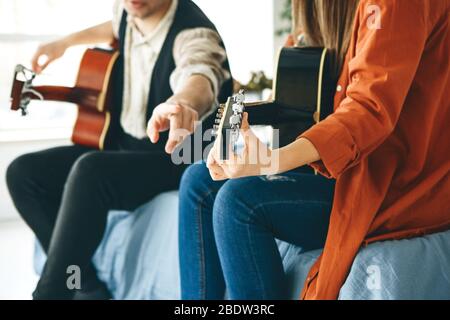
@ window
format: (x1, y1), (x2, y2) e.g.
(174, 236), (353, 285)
(0, 0), (276, 142)
(193, 0), (276, 83)
(0, 0), (114, 142)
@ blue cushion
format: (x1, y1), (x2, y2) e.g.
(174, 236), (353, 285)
(34, 191), (450, 300)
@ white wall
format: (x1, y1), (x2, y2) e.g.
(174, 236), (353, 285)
(273, 0), (290, 53)
(194, 0), (276, 83)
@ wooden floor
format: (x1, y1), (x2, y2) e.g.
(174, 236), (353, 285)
(0, 219), (38, 300)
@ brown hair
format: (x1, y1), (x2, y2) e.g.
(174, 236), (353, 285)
(292, 0), (360, 78)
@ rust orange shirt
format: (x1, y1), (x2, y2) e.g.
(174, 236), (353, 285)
(300, 0), (450, 299)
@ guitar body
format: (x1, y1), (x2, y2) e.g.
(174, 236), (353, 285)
(10, 48), (121, 150)
(71, 48), (120, 150)
(245, 47), (335, 127)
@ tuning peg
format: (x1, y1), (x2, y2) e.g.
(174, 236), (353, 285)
(229, 114), (241, 126)
(15, 65), (26, 73)
(215, 118), (221, 124)
(232, 103), (244, 113)
(212, 126), (219, 137)
(234, 90), (245, 104)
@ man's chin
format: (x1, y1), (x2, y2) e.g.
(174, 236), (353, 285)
(125, 8), (152, 19)
(128, 11), (146, 19)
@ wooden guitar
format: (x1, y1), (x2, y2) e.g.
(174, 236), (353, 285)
(10, 48), (120, 150)
(213, 47), (336, 160)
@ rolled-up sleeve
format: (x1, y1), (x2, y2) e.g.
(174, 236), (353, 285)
(300, 0), (428, 178)
(111, 0), (123, 39)
(170, 28), (230, 100)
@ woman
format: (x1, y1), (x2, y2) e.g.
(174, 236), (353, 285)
(179, 0), (450, 300)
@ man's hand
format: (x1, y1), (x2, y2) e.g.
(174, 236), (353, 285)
(30, 21), (115, 74)
(147, 102), (199, 154)
(31, 40), (68, 74)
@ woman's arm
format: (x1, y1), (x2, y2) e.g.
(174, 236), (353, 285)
(270, 138), (320, 174)
(299, 0), (428, 178)
(207, 114), (321, 180)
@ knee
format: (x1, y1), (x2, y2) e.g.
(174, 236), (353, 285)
(66, 151), (104, 186)
(6, 153), (37, 195)
(179, 162), (213, 200)
(213, 179), (255, 228)
(179, 162), (216, 223)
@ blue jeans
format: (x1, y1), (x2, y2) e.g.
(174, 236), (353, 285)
(179, 162), (335, 300)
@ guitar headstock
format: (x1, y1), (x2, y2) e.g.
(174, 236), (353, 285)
(212, 90), (246, 160)
(10, 65), (41, 116)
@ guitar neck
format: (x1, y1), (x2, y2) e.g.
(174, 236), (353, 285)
(244, 101), (313, 126)
(27, 85), (101, 109)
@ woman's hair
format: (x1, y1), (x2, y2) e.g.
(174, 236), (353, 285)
(292, 0), (360, 78)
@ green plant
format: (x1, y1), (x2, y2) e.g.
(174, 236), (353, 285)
(241, 71), (273, 92)
(276, 0), (292, 36)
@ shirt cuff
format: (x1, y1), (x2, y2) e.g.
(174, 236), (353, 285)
(299, 116), (360, 178)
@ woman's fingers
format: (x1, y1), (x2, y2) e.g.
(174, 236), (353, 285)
(241, 112), (250, 131)
(206, 113), (256, 180)
(207, 145), (227, 180)
(208, 161), (227, 181)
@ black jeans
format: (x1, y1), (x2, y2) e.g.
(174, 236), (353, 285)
(6, 133), (187, 299)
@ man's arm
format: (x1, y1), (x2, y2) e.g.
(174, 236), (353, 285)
(167, 74), (214, 118)
(147, 27), (230, 154)
(147, 74), (214, 154)
(31, 21), (115, 73)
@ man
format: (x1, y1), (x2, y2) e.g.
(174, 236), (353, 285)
(6, 0), (232, 300)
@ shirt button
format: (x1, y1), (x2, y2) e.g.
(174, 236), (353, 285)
(336, 85), (343, 92)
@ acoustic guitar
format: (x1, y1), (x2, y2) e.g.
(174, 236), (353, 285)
(10, 48), (120, 150)
(213, 47), (336, 160)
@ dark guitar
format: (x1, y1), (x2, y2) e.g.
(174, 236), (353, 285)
(213, 47), (336, 160)
(10, 48), (120, 150)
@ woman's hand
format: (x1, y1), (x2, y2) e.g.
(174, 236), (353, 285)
(31, 39), (69, 73)
(207, 113), (276, 181)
